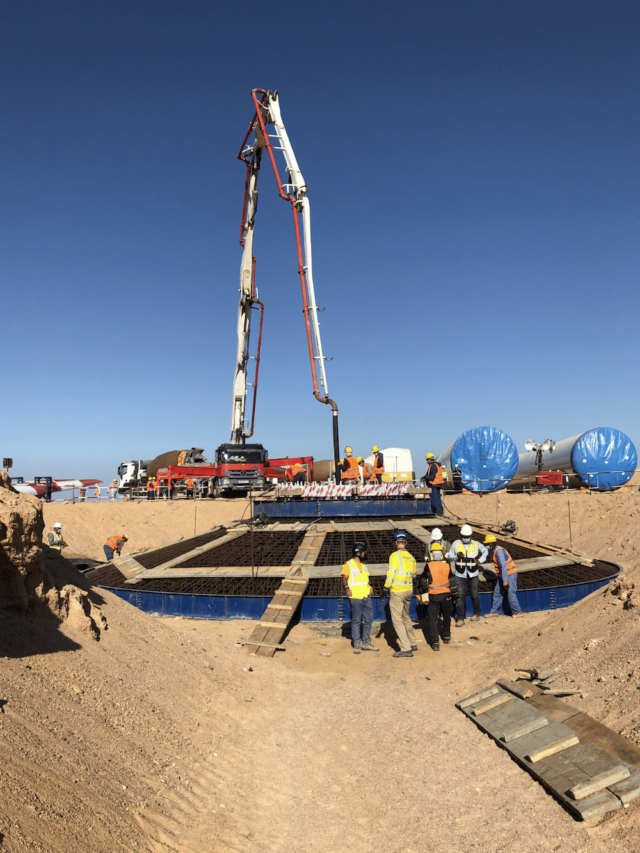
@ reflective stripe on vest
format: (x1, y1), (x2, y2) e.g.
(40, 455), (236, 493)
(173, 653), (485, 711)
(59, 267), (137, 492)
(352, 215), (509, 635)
(427, 561), (451, 595)
(342, 456), (360, 480)
(106, 535), (123, 551)
(429, 462), (444, 486)
(50, 531), (63, 551)
(493, 547), (516, 575)
(347, 559), (370, 588)
(453, 540), (480, 577)
(387, 550), (416, 592)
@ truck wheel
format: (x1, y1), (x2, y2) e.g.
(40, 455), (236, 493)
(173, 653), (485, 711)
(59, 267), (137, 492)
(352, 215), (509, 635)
(211, 480), (221, 499)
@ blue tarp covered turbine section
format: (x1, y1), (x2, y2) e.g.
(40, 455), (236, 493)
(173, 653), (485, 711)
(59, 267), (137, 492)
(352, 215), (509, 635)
(437, 426), (519, 493)
(516, 428), (637, 491)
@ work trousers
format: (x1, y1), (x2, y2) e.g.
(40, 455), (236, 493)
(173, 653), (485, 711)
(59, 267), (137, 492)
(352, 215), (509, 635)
(349, 596), (373, 646)
(490, 574), (521, 616)
(293, 473), (306, 484)
(430, 486), (443, 515)
(428, 593), (452, 643)
(389, 591), (416, 652)
(455, 574), (481, 620)
(186, 489), (194, 498)
(103, 545), (114, 561)
(147, 491), (154, 501)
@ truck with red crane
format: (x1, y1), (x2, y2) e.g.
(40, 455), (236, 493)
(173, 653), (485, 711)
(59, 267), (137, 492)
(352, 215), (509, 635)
(154, 88), (340, 497)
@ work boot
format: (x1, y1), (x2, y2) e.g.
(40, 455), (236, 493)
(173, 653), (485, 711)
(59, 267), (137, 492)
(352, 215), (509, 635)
(411, 645), (418, 651)
(514, 611), (524, 618)
(353, 644), (361, 654)
(393, 650), (414, 658)
(470, 614), (482, 622)
(361, 643), (379, 651)
(442, 636), (451, 644)
(432, 642), (440, 651)
(455, 619), (465, 628)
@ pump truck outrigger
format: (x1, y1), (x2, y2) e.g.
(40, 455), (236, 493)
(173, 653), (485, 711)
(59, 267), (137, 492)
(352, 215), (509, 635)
(230, 88), (341, 481)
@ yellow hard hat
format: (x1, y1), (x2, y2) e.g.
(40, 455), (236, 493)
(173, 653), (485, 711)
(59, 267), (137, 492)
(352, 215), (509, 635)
(372, 445), (379, 452)
(357, 456), (363, 462)
(430, 542), (443, 551)
(123, 534), (129, 541)
(426, 452), (435, 459)
(344, 446), (353, 454)
(484, 534), (497, 544)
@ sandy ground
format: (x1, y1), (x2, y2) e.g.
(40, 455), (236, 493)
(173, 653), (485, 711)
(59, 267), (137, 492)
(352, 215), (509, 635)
(0, 488), (636, 852)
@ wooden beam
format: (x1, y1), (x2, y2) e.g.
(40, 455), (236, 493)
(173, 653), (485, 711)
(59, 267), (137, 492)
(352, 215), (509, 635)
(569, 767), (630, 800)
(527, 736), (580, 763)
(473, 694), (513, 715)
(502, 717), (549, 743)
(458, 686), (500, 709)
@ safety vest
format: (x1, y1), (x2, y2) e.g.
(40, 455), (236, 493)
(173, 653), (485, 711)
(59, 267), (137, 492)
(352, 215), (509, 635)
(106, 535), (124, 551)
(186, 478), (194, 488)
(372, 453), (385, 476)
(50, 531), (63, 552)
(290, 464), (304, 478)
(427, 560), (451, 595)
(385, 549), (417, 594)
(493, 547), (517, 576)
(147, 481), (154, 492)
(452, 539), (480, 578)
(343, 559), (371, 600)
(429, 462), (445, 486)
(342, 456), (360, 481)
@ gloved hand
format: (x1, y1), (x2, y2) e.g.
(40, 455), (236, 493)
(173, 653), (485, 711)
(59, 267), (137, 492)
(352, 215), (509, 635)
(457, 550), (465, 559)
(379, 587), (390, 601)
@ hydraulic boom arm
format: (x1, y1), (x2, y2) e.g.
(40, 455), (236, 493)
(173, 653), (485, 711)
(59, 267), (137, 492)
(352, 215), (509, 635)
(230, 89), (341, 480)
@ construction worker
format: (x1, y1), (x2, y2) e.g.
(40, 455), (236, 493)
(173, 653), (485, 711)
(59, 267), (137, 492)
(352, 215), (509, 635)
(104, 534), (129, 561)
(371, 446), (385, 484)
(147, 478), (155, 501)
(358, 457), (373, 484)
(186, 476), (195, 498)
(419, 542), (456, 650)
(340, 447), (360, 482)
(47, 522), (68, 553)
(446, 524), (488, 626)
(290, 463), (306, 485)
(425, 527), (451, 561)
(452, 464), (463, 494)
(484, 535), (523, 618)
(108, 479), (118, 501)
(341, 542), (379, 654)
(380, 531), (418, 658)
(94, 484), (101, 501)
(422, 453), (445, 516)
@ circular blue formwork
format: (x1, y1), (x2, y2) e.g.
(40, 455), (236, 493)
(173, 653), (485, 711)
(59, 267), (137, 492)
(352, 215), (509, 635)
(100, 560), (620, 622)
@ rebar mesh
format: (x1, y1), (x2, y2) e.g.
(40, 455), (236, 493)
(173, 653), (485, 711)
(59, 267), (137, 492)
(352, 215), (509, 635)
(314, 530), (427, 565)
(178, 531), (306, 568)
(134, 528), (229, 569)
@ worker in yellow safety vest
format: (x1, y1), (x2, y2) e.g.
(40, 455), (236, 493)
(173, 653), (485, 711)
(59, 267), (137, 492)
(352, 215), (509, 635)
(446, 524), (488, 626)
(484, 535), (523, 618)
(340, 447), (360, 481)
(371, 446), (385, 483)
(419, 543), (456, 651)
(380, 531), (418, 658)
(104, 534), (129, 561)
(341, 542), (379, 654)
(47, 522), (68, 553)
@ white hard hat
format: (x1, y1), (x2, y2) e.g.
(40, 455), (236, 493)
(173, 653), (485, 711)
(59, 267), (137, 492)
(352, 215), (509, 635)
(53, 522), (62, 529)
(430, 528), (443, 541)
(460, 524), (473, 537)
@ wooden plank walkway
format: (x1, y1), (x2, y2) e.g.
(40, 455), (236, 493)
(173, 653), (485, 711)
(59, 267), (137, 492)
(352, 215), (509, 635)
(457, 683), (640, 820)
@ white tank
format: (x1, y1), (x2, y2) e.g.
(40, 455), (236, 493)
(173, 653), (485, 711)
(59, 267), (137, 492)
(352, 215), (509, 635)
(364, 447), (414, 481)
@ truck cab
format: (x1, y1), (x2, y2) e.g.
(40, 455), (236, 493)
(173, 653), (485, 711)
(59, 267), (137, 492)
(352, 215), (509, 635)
(214, 443), (268, 494)
(117, 460), (151, 496)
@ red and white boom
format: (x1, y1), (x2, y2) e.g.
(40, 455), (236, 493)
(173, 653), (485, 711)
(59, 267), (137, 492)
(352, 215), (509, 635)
(231, 89), (341, 478)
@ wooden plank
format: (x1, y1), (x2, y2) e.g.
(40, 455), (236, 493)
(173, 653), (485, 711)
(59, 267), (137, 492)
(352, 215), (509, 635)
(267, 604), (293, 611)
(525, 692), (582, 724)
(543, 689), (582, 697)
(281, 578), (306, 584)
(527, 736), (580, 763)
(473, 694), (513, 715)
(569, 766), (630, 800)
(458, 686), (500, 709)
(575, 791), (620, 820)
(538, 668), (556, 680)
(514, 667), (538, 678)
(497, 679), (534, 700)
(563, 713), (640, 771)
(125, 528), (246, 582)
(502, 717), (549, 743)
(609, 768), (640, 805)
(257, 621), (288, 629)
(539, 673), (564, 687)
(241, 641), (287, 650)
(513, 556), (573, 572)
(114, 555), (148, 579)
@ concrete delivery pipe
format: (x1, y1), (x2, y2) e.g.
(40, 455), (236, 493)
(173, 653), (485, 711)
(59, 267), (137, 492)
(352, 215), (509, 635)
(515, 427), (637, 491)
(437, 426), (519, 493)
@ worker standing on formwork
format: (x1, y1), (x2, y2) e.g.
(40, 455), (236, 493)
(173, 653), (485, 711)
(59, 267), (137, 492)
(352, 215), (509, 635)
(341, 542), (379, 654)
(358, 457), (373, 484)
(147, 478), (155, 501)
(381, 531), (418, 658)
(371, 446), (385, 483)
(446, 524), (488, 626)
(419, 543), (455, 650)
(422, 453), (445, 516)
(340, 447), (360, 482)
(484, 535), (523, 618)
(47, 522), (68, 554)
(104, 534), (129, 561)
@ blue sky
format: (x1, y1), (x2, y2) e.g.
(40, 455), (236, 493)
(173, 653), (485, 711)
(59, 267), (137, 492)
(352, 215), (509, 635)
(2, 0), (639, 484)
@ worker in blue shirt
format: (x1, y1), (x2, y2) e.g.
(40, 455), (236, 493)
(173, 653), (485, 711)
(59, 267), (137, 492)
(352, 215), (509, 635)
(446, 524), (489, 625)
(484, 535), (523, 618)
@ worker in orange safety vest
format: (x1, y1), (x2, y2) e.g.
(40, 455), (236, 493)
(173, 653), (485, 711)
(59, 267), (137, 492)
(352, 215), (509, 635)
(340, 447), (360, 481)
(371, 446), (385, 483)
(104, 534), (129, 561)
(359, 457), (373, 483)
(419, 543), (456, 650)
(422, 452), (445, 516)
(186, 477), (195, 498)
(290, 463), (306, 485)
(484, 535), (523, 618)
